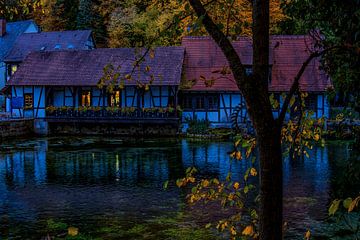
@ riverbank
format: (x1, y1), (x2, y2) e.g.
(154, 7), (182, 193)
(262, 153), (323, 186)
(0, 118), (34, 140)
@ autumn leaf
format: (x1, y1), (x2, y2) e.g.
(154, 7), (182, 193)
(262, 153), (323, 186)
(236, 151), (242, 160)
(250, 168), (257, 176)
(163, 180), (169, 189)
(343, 197), (352, 209)
(230, 226), (237, 235)
(329, 199), (341, 215)
(68, 227), (79, 237)
(313, 134), (320, 141)
(348, 196), (360, 212)
(233, 182), (240, 190)
(202, 179), (210, 187)
(242, 225), (254, 236)
(305, 230), (311, 240)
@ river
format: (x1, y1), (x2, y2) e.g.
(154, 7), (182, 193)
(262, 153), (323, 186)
(0, 137), (358, 239)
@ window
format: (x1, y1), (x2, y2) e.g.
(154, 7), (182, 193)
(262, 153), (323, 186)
(108, 90), (121, 107)
(244, 65), (272, 82)
(24, 93), (33, 109)
(208, 95), (219, 110)
(182, 94), (219, 110)
(168, 96), (175, 107)
(245, 66), (252, 76)
(81, 90), (91, 106)
(305, 95), (317, 111)
(196, 96), (205, 109)
(7, 64), (18, 77)
(183, 96), (193, 109)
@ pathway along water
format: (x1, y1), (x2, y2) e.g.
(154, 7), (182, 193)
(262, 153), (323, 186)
(0, 137), (358, 239)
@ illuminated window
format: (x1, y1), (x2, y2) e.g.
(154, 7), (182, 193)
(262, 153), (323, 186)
(81, 90), (91, 106)
(109, 90), (121, 107)
(7, 64), (18, 77)
(24, 93), (33, 109)
(11, 65), (17, 75)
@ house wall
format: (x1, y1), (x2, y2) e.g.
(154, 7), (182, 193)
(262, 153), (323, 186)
(181, 92), (330, 127)
(0, 63), (5, 109)
(46, 86), (176, 109)
(181, 92), (244, 126)
(9, 85), (177, 119)
(1, 22), (39, 112)
(11, 86), (45, 118)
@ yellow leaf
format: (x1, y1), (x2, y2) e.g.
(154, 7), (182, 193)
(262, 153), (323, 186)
(68, 227), (79, 237)
(230, 226), (237, 235)
(329, 199), (341, 216)
(235, 140), (241, 147)
(305, 230), (311, 240)
(250, 168), (257, 176)
(348, 196), (360, 212)
(149, 49), (155, 59)
(242, 225), (254, 236)
(233, 182), (240, 190)
(188, 177), (196, 183)
(314, 134), (320, 141)
(176, 179), (185, 187)
(202, 179), (209, 187)
(236, 151), (242, 160)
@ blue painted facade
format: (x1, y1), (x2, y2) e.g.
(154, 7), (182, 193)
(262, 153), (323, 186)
(9, 85), (178, 119)
(180, 91), (330, 127)
(0, 20), (39, 109)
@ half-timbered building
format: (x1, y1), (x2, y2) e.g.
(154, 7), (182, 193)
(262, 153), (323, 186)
(4, 35), (332, 134)
(6, 47), (184, 125)
(180, 36), (332, 127)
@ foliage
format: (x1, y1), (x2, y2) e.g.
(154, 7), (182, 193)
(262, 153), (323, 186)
(0, 0), (40, 21)
(76, 0), (93, 30)
(174, 94), (325, 238)
(32, 0), (79, 31)
(185, 116), (210, 134)
(280, 0), (360, 113)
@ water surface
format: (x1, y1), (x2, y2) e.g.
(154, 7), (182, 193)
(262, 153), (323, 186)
(0, 137), (357, 239)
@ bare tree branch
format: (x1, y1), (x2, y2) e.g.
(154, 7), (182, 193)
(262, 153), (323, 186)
(277, 45), (356, 124)
(188, 0), (248, 89)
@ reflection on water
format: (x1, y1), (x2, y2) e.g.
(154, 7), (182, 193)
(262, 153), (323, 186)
(0, 137), (355, 239)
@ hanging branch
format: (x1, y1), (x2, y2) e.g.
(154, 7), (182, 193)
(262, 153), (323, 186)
(277, 45), (352, 124)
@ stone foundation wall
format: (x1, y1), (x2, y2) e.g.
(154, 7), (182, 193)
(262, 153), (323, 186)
(0, 119), (34, 140)
(48, 122), (178, 137)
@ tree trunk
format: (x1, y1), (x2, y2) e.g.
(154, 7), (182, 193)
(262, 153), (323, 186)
(257, 123), (283, 240)
(187, 0), (284, 239)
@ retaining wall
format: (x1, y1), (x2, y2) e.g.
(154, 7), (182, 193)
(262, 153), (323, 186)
(0, 119), (34, 140)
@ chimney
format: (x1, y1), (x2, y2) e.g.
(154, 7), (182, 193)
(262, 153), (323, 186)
(0, 19), (6, 37)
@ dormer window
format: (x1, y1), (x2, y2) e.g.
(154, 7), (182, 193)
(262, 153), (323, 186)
(67, 44), (74, 49)
(7, 64), (18, 79)
(54, 44), (61, 50)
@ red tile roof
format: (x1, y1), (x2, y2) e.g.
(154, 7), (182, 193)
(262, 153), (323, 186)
(7, 47), (185, 86)
(182, 36), (332, 92)
(4, 30), (93, 62)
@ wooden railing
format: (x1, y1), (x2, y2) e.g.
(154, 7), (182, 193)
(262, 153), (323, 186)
(45, 107), (180, 120)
